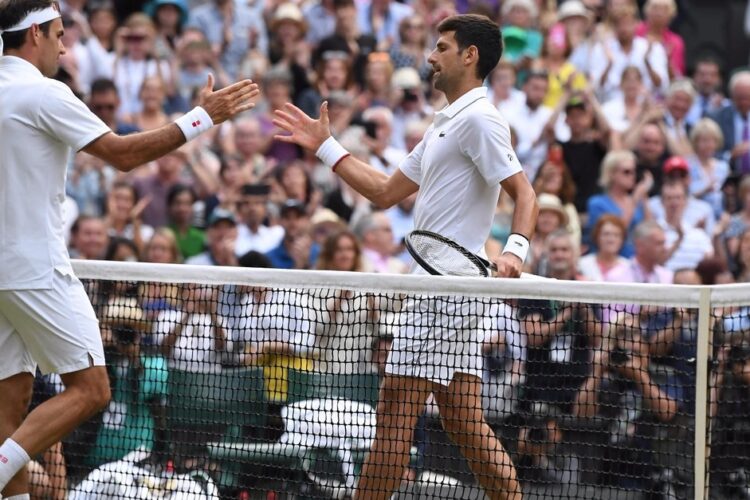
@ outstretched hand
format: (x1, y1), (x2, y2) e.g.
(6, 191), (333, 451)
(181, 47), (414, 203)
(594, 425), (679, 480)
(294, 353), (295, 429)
(198, 74), (260, 125)
(273, 101), (332, 152)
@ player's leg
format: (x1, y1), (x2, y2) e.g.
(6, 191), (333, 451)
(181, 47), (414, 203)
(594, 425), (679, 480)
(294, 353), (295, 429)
(11, 366), (110, 457)
(433, 372), (522, 500)
(354, 374), (433, 500)
(0, 373), (34, 498)
(0, 272), (110, 492)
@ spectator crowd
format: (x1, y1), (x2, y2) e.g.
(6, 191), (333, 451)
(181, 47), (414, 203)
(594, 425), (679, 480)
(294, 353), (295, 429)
(22, 0), (750, 497)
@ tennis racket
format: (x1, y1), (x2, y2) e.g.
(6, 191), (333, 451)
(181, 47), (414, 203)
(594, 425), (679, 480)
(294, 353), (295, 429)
(405, 229), (536, 279)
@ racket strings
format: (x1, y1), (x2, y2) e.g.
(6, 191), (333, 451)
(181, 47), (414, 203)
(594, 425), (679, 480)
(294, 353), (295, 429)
(410, 235), (487, 277)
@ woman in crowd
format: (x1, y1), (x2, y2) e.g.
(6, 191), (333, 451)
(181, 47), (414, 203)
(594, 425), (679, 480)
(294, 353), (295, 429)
(111, 13), (174, 118)
(357, 52), (395, 110)
(104, 181), (154, 254)
(166, 184), (205, 260)
(603, 66), (648, 147)
(389, 15), (432, 81)
(533, 155), (581, 242)
(585, 150), (652, 256)
(316, 230), (367, 273)
(297, 51), (357, 118)
(536, 23), (587, 108)
(687, 118), (729, 219)
(124, 76), (170, 130)
(141, 228), (182, 320)
(146, 0), (189, 60)
(634, 0), (685, 78)
(204, 155), (250, 218)
(316, 231), (381, 374)
(578, 214), (629, 281)
(86, 2), (118, 81)
(527, 193), (569, 273)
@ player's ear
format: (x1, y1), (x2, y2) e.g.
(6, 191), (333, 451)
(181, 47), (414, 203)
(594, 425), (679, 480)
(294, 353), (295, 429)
(464, 45), (478, 65)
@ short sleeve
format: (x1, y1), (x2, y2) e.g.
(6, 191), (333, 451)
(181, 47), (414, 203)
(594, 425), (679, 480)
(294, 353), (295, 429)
(36, 80), (111, 152)
(398, 126), (430, 184)
(457, 111), (522, 186)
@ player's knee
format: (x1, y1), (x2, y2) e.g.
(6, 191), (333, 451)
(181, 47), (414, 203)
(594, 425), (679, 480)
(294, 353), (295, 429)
(67, 370), (111, 415)
(89, 377), (111, 413)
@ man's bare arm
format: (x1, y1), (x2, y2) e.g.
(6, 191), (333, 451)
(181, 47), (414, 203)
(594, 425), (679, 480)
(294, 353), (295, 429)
(83, 75), (259, 171)
(273, 102), (419, 208)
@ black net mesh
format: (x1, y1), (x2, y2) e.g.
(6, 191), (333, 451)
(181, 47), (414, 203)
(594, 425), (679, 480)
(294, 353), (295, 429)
(36, 275), (707, 499)
(708, 305), (750, 500)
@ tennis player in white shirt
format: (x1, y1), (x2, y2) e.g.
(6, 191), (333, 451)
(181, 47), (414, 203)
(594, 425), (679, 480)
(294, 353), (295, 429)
(0, 2), (258, 497)
(274, 14), (537, 500)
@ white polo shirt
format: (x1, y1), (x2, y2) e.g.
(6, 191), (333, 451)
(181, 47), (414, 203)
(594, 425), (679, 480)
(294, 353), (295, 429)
(0, 56), (111, 290)
(399, 87), (523, 264)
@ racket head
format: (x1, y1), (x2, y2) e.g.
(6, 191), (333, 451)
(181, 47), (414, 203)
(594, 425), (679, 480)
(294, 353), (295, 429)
(405, 230), (492, 277)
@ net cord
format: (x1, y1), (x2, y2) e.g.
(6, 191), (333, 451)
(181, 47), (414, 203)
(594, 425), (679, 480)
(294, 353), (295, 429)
(70, 260), (712, 307)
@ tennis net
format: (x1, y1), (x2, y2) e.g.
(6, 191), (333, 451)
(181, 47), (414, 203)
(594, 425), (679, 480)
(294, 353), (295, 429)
(40, 260), (742, 499)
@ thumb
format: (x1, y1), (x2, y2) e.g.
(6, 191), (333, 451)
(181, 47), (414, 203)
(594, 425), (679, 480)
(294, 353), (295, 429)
(320, 101), (330, 127)
(204, 73), (215, 93)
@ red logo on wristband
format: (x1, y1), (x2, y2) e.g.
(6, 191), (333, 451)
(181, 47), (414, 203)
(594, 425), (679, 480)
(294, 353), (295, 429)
(192, 120), (201, 127)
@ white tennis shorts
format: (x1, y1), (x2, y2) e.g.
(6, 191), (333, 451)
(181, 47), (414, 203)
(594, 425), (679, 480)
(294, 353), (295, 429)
(0, 270), (105, 379)
(386, 296), (484, 386)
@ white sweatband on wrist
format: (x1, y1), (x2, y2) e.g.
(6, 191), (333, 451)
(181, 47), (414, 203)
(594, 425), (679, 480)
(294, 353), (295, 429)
(174, 106), (213, 142)
(316, 136), (349, 169)
(503, 233), (530, 263)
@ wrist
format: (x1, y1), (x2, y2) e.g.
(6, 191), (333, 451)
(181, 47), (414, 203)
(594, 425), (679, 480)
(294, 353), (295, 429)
(502, 233), (530, 264)
(316, 136), (349, 170)
(174, 106), (213, 142)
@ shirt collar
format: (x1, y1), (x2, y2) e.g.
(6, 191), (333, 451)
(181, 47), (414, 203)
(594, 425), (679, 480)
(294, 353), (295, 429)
(435, 87), (487, 120)
(0, 55), (45, 80)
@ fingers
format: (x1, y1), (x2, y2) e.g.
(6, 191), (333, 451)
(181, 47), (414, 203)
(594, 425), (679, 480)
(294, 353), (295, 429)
(320, 101), (330, 127)
(205, 73), (215, 92)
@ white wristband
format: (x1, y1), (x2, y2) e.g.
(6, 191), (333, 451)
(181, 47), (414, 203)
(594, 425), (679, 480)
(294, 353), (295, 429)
(315, 136), (349, 169)
(503, 233), (530, 263)
(174, 106), (213, 142)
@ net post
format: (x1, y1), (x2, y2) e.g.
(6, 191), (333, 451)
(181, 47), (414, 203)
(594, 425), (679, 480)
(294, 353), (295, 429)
(694, 287), (711, 500)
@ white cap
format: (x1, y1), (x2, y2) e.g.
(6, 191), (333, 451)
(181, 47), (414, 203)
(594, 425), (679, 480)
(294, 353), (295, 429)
(557, 1), (591, 22)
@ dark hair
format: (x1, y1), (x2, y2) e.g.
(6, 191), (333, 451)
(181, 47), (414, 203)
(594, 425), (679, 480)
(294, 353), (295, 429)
(0, 0), (57, 51)
(104, 236), (140, 261)
(70, 214), (102, 236)
(90, 78), (119, 96)
(238, 250), (273, 268)
(109, 180), (139, 204)
(167, 183), (197, 208)
(436, 14), (503, 81)
(332, 0), (355, 9)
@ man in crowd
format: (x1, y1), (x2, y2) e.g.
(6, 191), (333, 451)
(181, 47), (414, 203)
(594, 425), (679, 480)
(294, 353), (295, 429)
(234, 184), (284, 256)
(185, 208), (240, 266)
(265, 200), (320, 269)
(710, 71), (750, 174)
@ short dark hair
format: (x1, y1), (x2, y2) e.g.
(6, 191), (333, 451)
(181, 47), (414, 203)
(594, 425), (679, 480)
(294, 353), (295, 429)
(332, 0), (354, 9)
(90, 78), (119, 97)
(166, 183), (196, 208)
(0, 0), (57, 51)
(436, 14), (502, 81)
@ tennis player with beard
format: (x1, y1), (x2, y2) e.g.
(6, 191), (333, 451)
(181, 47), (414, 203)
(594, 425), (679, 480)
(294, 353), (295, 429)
(274, 14), (537, 500)
(0, 1), (258, 497)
